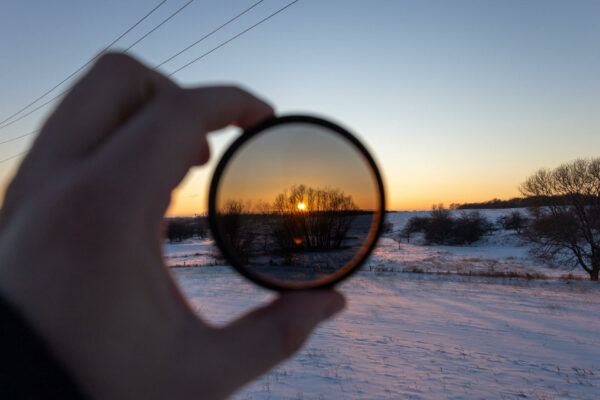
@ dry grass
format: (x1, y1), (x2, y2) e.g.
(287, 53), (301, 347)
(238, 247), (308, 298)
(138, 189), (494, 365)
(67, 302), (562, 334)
(559, 273), (585, 281)
(395, 266), (548, 280)
(455, 270), (547, 280)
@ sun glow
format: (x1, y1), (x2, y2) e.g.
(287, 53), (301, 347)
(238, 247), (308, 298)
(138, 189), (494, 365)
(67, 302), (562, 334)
(297, 202), (306, 211)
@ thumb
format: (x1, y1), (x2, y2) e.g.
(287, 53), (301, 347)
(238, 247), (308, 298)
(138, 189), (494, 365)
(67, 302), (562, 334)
(218, 290), (345, 387)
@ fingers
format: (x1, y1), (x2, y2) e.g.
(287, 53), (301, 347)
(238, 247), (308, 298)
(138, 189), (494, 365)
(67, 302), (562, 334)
(2, 53), (175, 214)
(186, 86), (275, 132)
(8, 51), (274, 222)
(216, 290), (345, 388)
(91, 85), (273, 211)
(31, 52), (175, 165)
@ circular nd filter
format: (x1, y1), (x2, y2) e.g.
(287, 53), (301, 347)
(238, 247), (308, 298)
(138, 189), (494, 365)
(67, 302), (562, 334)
(209, 115), (385, 290)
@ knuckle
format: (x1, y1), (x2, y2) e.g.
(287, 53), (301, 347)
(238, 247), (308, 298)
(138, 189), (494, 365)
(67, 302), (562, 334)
(94, 52), (142, 76)
(159, 89), (202, 128)
(223, 84), (246, 95)
(221, 85), (251, 102)
(165, 88), (195, 115)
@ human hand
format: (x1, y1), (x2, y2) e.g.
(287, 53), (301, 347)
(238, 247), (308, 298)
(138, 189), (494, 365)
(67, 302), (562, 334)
(0, 53), (345, 399)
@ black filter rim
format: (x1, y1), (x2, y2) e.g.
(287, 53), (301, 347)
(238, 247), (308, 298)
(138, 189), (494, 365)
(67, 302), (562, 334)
(208, 114), (386, 291)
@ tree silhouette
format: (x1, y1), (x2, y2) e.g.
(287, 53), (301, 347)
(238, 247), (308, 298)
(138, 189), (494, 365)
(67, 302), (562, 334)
(520, 158), (600, 280)
(272, 184), (357, 253)
(217, 199), (254, 259)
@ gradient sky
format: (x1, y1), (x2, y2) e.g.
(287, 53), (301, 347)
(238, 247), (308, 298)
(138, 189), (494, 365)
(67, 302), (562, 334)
(0, 0), (598, 215)
(216, 123), (379, 211)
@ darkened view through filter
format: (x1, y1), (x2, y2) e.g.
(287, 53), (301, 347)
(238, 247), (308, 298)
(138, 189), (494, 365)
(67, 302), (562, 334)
(214, 121), (382, 288)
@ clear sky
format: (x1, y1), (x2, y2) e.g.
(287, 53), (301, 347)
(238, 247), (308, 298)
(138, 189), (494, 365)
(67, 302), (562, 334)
(216, 123), (379, 211)
(0, 0), (598, 215)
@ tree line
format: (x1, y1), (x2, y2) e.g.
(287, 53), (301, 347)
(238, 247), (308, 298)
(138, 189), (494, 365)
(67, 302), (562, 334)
(450, 194), (599, 210)
(164, 216), (208, 243)
(405, 158), (599, 281)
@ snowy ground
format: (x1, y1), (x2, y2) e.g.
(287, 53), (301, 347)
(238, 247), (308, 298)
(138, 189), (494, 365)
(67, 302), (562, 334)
(377, 210), (588, 279)
(167, 209), (599, 399)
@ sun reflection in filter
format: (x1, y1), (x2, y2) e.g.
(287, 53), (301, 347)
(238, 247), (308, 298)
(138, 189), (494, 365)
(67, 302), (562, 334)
(210, 115), (385, 290)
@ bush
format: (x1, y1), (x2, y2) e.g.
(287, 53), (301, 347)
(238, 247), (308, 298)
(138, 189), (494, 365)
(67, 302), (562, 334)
(424, 206), (454, 244)
(497, 211), (527, 233)
(400, 216), (429, 242)
(218, 200), (254, 258)
(450, 212), (492, 245)
(193, 215), (208, 238)
(382, 221), (394, 234)
(165, 216), (208, 243)
(401, 205), (491, 245)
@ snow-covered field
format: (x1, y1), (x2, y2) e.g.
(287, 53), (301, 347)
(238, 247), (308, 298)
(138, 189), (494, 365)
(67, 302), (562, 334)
(167, 209), (600, 399)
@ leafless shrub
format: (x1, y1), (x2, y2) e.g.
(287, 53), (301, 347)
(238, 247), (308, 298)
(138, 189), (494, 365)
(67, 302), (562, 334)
(164, 216), (208, 243)
(400, 216), (429, 242)
(560, 273), (585, 281)
(497, 211), (528, 234)
(272, 184), (357, 253)
(405, 204), (492, 245)
(520, 158), (600, 280)
(217, 199), (254, 260)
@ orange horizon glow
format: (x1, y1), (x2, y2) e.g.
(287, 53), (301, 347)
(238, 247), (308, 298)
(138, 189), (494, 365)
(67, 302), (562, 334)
(1, 2), (598, 228)
(165, 186), (523, 216)
(162, 128), (525, 217)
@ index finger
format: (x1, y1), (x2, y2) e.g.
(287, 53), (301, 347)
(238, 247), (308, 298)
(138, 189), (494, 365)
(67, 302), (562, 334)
(32, 53), (175, 166)
(90, 85), (274, 213)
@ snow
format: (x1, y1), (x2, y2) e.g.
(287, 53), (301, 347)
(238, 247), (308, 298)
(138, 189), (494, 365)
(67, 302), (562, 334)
(372, 210), (588, 279)
(166, 209), (600, 399)
(163, 238), (220, 267)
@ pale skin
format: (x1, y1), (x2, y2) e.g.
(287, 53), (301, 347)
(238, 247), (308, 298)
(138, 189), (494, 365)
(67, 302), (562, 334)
(0, 53), (345, 399)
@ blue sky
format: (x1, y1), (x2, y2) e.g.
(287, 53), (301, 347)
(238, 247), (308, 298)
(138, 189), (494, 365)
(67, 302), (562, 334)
(0, 0), (598, 213)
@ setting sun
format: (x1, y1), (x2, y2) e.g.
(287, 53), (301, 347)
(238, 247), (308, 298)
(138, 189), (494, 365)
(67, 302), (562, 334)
(297, 202), (306, 211)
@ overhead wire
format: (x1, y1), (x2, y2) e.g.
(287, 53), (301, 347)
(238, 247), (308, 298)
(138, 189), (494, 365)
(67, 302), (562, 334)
(123, 0), (195, 53)
(0, 92), (63, 130)
(155, 0), (265, 70)
(0, 0), (301, 165)
(0, 0), (265, 132)
(0, 151), (28, 165)
(0, 130), (39, 146)
(0, 0), (168, 128)
(167, 0), (299, 77)
(0, 0), (199, 132)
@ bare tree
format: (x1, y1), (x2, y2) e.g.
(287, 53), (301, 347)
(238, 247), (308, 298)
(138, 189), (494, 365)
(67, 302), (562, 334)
(520, 158), (600, 280)
(272, 184), (357, 252)
(496, 211), (527, 234)
(253, 199), (272, 214)
(217, 199), (254, 259)
(425, 204), (453, 245)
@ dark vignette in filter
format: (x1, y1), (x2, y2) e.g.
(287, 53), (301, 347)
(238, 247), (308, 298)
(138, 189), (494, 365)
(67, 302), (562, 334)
(208, 115), (386, 291)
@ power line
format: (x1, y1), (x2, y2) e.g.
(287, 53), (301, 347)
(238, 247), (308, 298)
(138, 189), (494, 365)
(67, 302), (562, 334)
(123, 0), (196, 53)
(0, 130), (39, 146)
(0, 151), (27, 165)
(167, 0), (298, 77)
(0, 0), (301, 165)
(0, 0), (199, 132)
(0, 93), (63, 130)
(155, 0), (265, 70)
(167, 0), (299, 77)
(0, 0), (270, 132)
(0, 0), (168, 128)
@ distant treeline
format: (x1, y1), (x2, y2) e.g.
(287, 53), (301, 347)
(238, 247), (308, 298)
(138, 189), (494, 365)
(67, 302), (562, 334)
(164, 216), (208, 243)
(451, 195), (599, 210)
